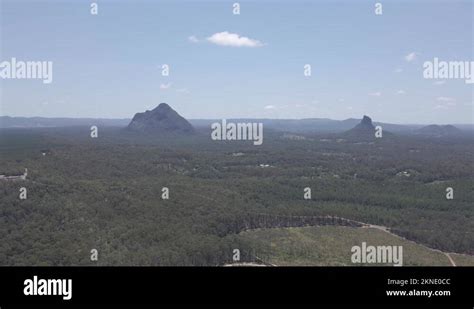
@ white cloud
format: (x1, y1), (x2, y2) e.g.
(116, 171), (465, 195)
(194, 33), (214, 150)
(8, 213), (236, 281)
(207, 31), (264, 47)
(176, 88), (190, 94)
(397, 90), (406, 95)
(188, 36), (199, 43)
(437, 96), (455, 102)
(368, 92), (382, 97)
(264, 105), (276, 110)
(435, 97), (457, 110)
(394, 68), (403, 73)
(433, 80), (446, 85)
(434, 104), (448, 110)
(404, 52), (418, 62)
(160, 83), (172, 90)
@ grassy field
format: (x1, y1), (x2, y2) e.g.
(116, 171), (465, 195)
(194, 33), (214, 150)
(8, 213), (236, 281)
(237, 225), (474, 266)
(450, 253), (474, 266)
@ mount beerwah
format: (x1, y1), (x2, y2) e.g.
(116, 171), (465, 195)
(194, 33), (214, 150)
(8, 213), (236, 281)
(126, 103), (195, 134)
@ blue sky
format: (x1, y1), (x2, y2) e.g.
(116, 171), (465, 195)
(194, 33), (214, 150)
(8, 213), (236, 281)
(1, 0), (472, 124)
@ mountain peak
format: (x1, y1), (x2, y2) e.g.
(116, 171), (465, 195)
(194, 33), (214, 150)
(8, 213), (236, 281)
(353, 115), (375, 131)
(152, 103), (172, 111)
(127, 103), (194, 134)
(361, 115), (373, 126)
(342, 115), (378, 139)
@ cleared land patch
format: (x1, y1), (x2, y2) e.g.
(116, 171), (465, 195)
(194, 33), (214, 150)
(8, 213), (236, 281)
(237, 226), (474, 266)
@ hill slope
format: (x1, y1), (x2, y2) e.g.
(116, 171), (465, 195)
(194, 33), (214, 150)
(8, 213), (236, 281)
(415, 124), (463, 137)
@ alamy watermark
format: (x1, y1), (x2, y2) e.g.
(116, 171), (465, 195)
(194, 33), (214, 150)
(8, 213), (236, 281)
(211, 119), (263, 145)
(0, 57), (53, 84)
(423, 57), (473, 84)
(24, 276), (72, 300)
(351, 242), (403, 266)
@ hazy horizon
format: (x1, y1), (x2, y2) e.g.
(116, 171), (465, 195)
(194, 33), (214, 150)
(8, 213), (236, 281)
(1, 0), (473, 124)
(1, 112), (473, 126)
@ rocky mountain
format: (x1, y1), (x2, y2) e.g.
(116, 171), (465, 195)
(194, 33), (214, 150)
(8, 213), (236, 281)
(415, 125), (463, 137)
(343, 115), (377, 138)
(349, 115), (375, 133)
(340, 115), (396, 141)
(127, 103), (194, 134)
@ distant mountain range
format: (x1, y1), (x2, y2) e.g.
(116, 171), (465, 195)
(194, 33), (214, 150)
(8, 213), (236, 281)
(188, 118), (416, 133)
(1, 104), (473, 135)
(414, 124), (464, 137)
(0, 116), (130, 128)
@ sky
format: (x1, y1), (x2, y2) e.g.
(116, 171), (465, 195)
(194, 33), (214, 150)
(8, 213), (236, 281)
(0, 0), (473, 124)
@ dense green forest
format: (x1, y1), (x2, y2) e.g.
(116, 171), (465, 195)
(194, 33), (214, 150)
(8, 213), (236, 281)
(0, 127), (473, 265)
